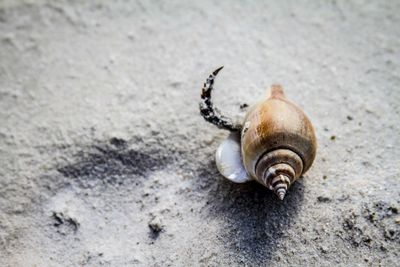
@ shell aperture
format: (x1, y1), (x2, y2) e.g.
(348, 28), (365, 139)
(215, 132), (250, 183)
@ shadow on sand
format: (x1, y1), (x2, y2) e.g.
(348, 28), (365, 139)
(197, 160), (305, 265)
(56, 134), (304, 265)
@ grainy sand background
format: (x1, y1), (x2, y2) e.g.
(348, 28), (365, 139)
(0, 1), (399, 266)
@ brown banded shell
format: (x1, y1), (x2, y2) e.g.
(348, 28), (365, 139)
(241, 85), (317, 199)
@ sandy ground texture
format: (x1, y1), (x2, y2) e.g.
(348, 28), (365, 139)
(1, 0), (399, 266)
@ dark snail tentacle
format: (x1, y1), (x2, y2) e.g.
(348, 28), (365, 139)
(199, 66), (241, 132)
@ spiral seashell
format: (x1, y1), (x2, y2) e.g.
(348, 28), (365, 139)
(200, 67), (317, 200)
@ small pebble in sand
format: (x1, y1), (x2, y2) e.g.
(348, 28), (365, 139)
(317, 196), (331, 203)
(109, 137), (127, 148)
(148, 216), (164, 237)
(319, 245), (329, 254)
(240, 103), (249, 110)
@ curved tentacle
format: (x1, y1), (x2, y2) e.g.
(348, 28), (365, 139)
(199, 67), (241, 132)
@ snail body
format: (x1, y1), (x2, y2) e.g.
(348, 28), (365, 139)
(200, 67), (317, 200)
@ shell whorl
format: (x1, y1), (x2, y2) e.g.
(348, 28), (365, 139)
(254, 149), (303, 199)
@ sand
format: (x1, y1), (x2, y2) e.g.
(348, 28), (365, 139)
(0, 1), (399, 266)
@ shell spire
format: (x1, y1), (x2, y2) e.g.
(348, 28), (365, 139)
(270, 174), (290, 200)
(276, 188), (286, 200)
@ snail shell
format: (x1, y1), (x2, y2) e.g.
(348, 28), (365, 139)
(216, 85), (317, 200)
